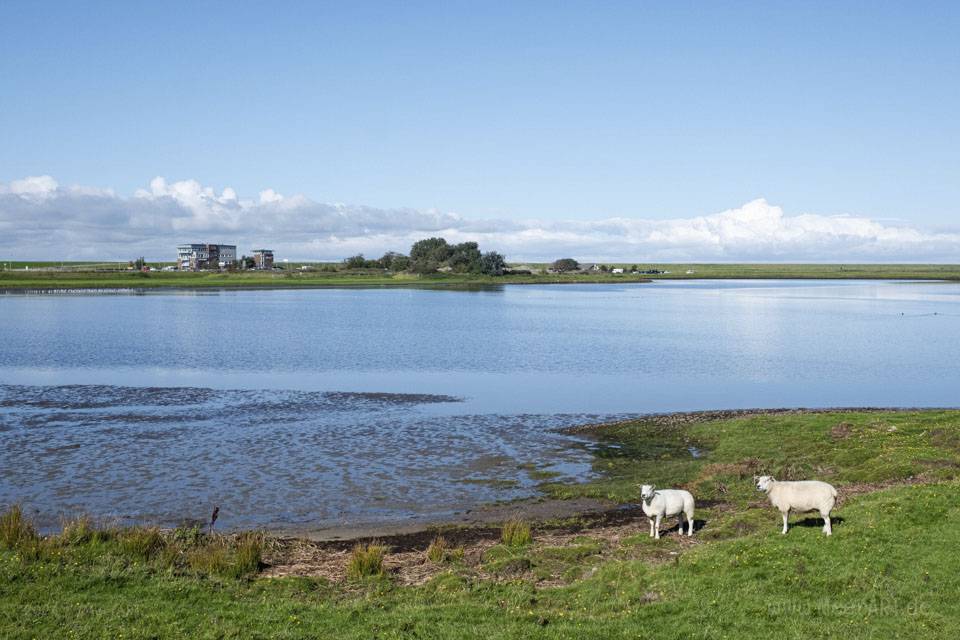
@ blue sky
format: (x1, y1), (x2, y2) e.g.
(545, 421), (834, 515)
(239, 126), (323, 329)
(1, 1), (958, 260)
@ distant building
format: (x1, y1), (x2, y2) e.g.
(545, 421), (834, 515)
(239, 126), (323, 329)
(611, 268), (624, 274)
(176, 244), (237, 271)
(252, 249), (274, 270)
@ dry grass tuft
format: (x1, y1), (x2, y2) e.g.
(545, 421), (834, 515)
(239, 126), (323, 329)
(425, 535), (464, 564)
(426, 535), (449, 563)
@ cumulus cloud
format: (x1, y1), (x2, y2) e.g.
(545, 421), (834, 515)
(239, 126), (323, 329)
(1, 175), (958, 262)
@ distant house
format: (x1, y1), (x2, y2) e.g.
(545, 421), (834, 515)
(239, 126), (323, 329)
(579, 263), (601, 272)
(611, 268), (624, 274)
(252, 249), (274, 270)
(177, 243), (237, 271)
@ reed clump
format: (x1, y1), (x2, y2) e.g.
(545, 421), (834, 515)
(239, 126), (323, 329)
(501, 518), (532, 547)
(0, 505), (38, 550)
(426, 535), (464, 564)
(347, 542), (388, 579)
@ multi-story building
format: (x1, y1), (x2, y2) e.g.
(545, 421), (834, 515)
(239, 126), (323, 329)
(252, 249), (274, 270)
(176, 244), (237, 271)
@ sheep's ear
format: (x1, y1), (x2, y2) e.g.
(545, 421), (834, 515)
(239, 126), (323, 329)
(649, 484), (656, 491)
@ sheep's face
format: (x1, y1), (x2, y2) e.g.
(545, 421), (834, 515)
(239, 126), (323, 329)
(639, 484), (656, 501)
(755, 476), (774, 492)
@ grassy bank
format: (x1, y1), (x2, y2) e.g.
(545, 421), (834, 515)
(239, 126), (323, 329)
(3, 410), (960, 638)
(0, 268), (655, 290)
(535, 263), (960, 280)
(1, 262), (959, 290)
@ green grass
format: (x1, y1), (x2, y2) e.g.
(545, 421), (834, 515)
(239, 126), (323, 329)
(525, 262), (960, 280)
(544, 410), (960, 504)
(2, 262), (958, 291)
(4, 410), (960, 638)
(0, 267), (654, 290)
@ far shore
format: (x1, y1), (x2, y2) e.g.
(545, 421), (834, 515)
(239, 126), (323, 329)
(2, 262), (960, 291)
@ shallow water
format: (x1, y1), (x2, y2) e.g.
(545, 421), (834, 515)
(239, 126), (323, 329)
(2, 280), (959, 530)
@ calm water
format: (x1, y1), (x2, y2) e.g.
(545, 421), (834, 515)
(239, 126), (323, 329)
(2, 280), (959, 530)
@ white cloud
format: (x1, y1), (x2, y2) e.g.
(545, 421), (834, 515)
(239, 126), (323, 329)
(2, 175), (59, 198)
(0, 175), (958, 262)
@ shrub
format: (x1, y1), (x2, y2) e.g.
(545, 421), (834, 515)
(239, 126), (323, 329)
(347, 542), (388, 579)
(551, 258), (579, 273)
(0, 505), (38, 549)
(172, 524), (204, 547)
(501, 518), (532, 547)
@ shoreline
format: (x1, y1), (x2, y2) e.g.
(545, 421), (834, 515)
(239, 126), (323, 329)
(13, 406), (955, 545)
(7, 406), (960, 635)
(1, 275), (956, 294)
(3, 264), (960, 292)
(264, 406), (947, 544)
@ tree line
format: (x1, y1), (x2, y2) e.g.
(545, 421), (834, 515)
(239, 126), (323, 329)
(343, 238), (507, 276)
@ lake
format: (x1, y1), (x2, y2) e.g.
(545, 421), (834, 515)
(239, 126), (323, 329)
(2, 280), (959, 531)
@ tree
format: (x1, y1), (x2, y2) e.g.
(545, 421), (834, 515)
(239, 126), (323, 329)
(410, 238), (452, 264)
(343, 254), (367, 269)
(389, 254), (410, 271)
(378, 251), (408, 270)
(410, 237), (457, 273)
(479, 251), (506, 276)
(447, 242), (482, 273)
(133, 256), (146, 270)
(551, 258), (579, 273)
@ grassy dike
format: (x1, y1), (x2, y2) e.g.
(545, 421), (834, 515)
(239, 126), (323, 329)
(1, 263), (959, 291)
(0, 269), (655, 290)
(3, 410), (960, 638)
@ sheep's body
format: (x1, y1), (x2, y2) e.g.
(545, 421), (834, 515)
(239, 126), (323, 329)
(756, 476), (837, 535)
(639, 485), (695, 539)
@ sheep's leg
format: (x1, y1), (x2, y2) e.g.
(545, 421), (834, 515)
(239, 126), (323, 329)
(648, 518), (655, 538)
(686, 510), (694, 536)
(654, 514), (662, 539)
(822, 511), (832, 536)
(781, 510), (789, 535)
(677, 512), (685, 534)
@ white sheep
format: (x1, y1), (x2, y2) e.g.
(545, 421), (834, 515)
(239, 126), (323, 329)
(639, 484), (695, 539)
(755, 475), (838, 536)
